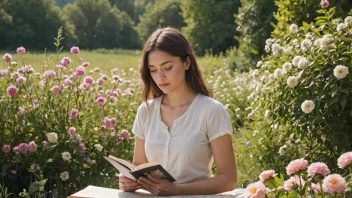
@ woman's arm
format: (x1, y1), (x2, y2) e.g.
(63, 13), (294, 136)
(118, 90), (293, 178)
(132, 137), (149, 166)
(137, 134), (237, 195)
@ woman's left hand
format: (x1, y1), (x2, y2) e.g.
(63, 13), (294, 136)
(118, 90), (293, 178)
(137, 176), (178, 196)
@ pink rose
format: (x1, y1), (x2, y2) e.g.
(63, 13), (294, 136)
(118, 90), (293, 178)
(307, 162), (330, 176)
(286, 158), (308, 175)
(259, 170), (277, 182)
(311, 183), (321, 194)
(337, 151), (352, 169)
(323, 174), (347, 195)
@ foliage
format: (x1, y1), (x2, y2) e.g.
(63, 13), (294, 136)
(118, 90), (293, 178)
(181, 0), (240, 56)
(272, 0), (352, 37)
(229, 0), (276, 71)
(0, 33), (138, 197)
(244, 5), (352, 179)
(135, 0), (185, 43)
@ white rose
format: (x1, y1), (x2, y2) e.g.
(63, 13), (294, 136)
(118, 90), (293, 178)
(282, 62), (292, 73)
(287, 76), (298, 88)
(292, 56), (302, 66)
(337, 23), (347, 32)
(333, 65), (349, 79)
(297, 57), (308, 69)
(62, 152), (71, 161)
(289, 24), (298, 33)
(46, 132), (58, 143)
(94, 144), (103, 152)
(301, 100), (315, 114)
(60, 171), (69, 181)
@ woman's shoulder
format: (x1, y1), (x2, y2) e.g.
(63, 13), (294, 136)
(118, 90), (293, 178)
(137, 96), (162, 113)
(197, 94), (225, 109)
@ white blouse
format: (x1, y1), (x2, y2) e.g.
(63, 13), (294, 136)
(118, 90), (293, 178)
(132, 93), (233, 184)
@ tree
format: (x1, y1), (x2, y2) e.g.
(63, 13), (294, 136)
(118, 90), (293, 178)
(182, 0), (241, 56)
(135, 0), (185, 43)
(109, 0), (135, 21)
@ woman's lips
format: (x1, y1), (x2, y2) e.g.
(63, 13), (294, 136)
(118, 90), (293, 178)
(159, 83), (170, 87)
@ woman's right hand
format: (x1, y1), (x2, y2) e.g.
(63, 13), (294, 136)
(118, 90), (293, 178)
(119, 173), (141, 192)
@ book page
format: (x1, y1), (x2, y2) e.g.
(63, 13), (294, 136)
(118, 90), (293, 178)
(103, 156), (136, 181)
(108, 155), (136, 169)
(133, 161), (160, 171)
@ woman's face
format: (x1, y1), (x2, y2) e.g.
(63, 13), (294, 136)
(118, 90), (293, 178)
(148, 50), (190, 95)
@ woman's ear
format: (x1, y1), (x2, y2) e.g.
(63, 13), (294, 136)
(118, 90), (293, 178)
(184, 56), (191, 70)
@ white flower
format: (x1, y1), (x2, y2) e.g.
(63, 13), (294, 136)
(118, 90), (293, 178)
(289, 24), (298, 33)
(256, 61), (262, 68)
(305, 33), (313, 40)
(337, 23), (347, 32)
(46, 132), (58, 143)
(62, 152), (71, 161)
(271, 43), (281, 52)
(301, 39), (312, 52)
(320, 38), (331, 48)
(301, 100), (315, 114)
(284, 46), (293, 55)
(94, 144), (103, 152)
(297, 57), (308, 69)
(265, 44), (270, 52)
(282, 62), (292, 73)
(287, 76), (298, 88)
(274, 68), (283, 78)
(264, 110), (270, 119)
(292, 56), (302, 66)
(314, 38), (322, 47)
(333, 65), (349, 79)
(60, 171), (70, 181)
(323, 34), (333, 38)
(265, 38), (274, 46)
(279, 145), (287, 155)
(292, 39), (299, 46)
(345, 16), (352, 25)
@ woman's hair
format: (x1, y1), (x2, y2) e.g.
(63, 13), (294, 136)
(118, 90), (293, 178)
(139, 27), (213, 103)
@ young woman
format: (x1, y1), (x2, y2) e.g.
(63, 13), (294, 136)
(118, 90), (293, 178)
(119, 27), (237, 196)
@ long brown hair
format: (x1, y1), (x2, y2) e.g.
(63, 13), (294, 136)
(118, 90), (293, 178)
(140, 27), (213, 104)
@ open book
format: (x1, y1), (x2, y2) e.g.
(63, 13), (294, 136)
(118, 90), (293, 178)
(103, 155), (176, 182)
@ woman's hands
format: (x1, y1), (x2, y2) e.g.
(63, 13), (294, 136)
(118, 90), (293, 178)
(136, 175), (178, 196)
(118, 174), (141, 192)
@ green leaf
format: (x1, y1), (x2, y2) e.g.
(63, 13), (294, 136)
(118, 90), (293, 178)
(29, 181), (40, 194)
(340, 94), (347, 109)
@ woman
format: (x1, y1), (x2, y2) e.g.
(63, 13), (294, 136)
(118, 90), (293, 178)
(119, 27), (237, 196)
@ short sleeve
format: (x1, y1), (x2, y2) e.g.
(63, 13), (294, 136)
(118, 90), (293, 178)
(132, 103), (147, 140)
(206, 101), (233, 142)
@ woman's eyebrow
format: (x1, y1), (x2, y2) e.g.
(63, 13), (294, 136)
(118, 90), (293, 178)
(148, 60), (174, 67)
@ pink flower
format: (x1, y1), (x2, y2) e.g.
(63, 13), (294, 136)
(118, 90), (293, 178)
(104, 117), (112, 128)
(11, 170), (16, 174)
(83, 76), (94, 85)
(119, 130), (130, 138)
(3, 53), (12, 62)
(17, 46), (26, 53)
(98, 78), (104, 85)
(7, 85), (18, 97)
(51, 85), (61, 95)
(2, 145), (11, 153)
(64, 78), (72, 85)
(70, 46), (80, 54)
(311, 183), (321, 194)
(320, 0), (329, 9)
(79, 143), (85, 154)
(307, 162), (330, 176)
(0, 69), (8, 77)
(74, 66), (85, 77)
(323, 174), (347, 195)
(94, 67), (100, 72)
(44, 70), (56, 78)
(16, 76), (27, 83)
(96, 97), (106, 106)
(111, 68), (118, 74)
(70, 108), (79, 120)
(18, 143), (28, 154)
(56, 64), (64, 69)
(68, 127), (76, 136)
(259, 170), (277, 182)
(18, 107), (25, 115)
(286, 158), (308, 175)
(100, 134), (107, 141)
(110, 118), (117, 126)
(80, 83), (90, 91)
(102, 75), (108, 80)
(284, 176), (305, 192)
(337, 151), (352, 169)
(245, 181), (267, 198)
(28, 141), (37, 152)
(61, 57), (71, 66)
(82, 62), (90, 67)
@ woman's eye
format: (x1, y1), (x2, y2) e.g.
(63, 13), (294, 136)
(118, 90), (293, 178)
(150, 70), (157, 73)
(164, 66), (172, 70)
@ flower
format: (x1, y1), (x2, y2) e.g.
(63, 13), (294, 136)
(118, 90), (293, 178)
(70, 108), (79, 120)
(94, 144), (103, 152)
(282, 62), (292, 73)
(314, 38), (322, 47)
(284, 176), (305, 192)
(28, 141), (37, 152)
(17, 46), (26, 53)
(79, 143), (85, 154)
(3, 53), (12, 62)
(7, 86), (18, 97)
(119, 129), (130, 138)
(286, 158), (308, 175)
(320, 0), (329, 9)
(82, 62), (90, 67)
(297, 57), (308, 69)
(287, 76), (298, 88)
(311, 183), (321, 194)
(62, 152), (71, 161)
(320, 37), (332, 48)
(323, 174), (347, 195)
(245, 182), (267, 198)
(46, 132), (58, 143)
(2, 145), (11, 153)
(96, 97), (106, 106)
(307, 162), (330, 176)
(61, 57), (71, 66)
(0, 69), (8, 77)
(50, 85), (61, 95)
(345, 16), (352, 25)
(274, 68), (283, 79)
(337, 23), (347, 32)
(301, 100), (315, 114)
(289, 24), (298, 33)
(18, 143), (28, 154)
(84, 76), (94, 85)
(68, 127), (76, 136)
(70, 46), (80, 54)
(301, 39), (312, 52)
(74, 66), (85, 77)
(337, 151), (352, 168)
(64, 78), (72, 85)
(16, 76), (27, 83)
(60, 171), (70, 181)
(259, 170), (276, 182)
(333, 65), (348, 79)
(44, 70), (56, 78)
(292, 56), (302, 66)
